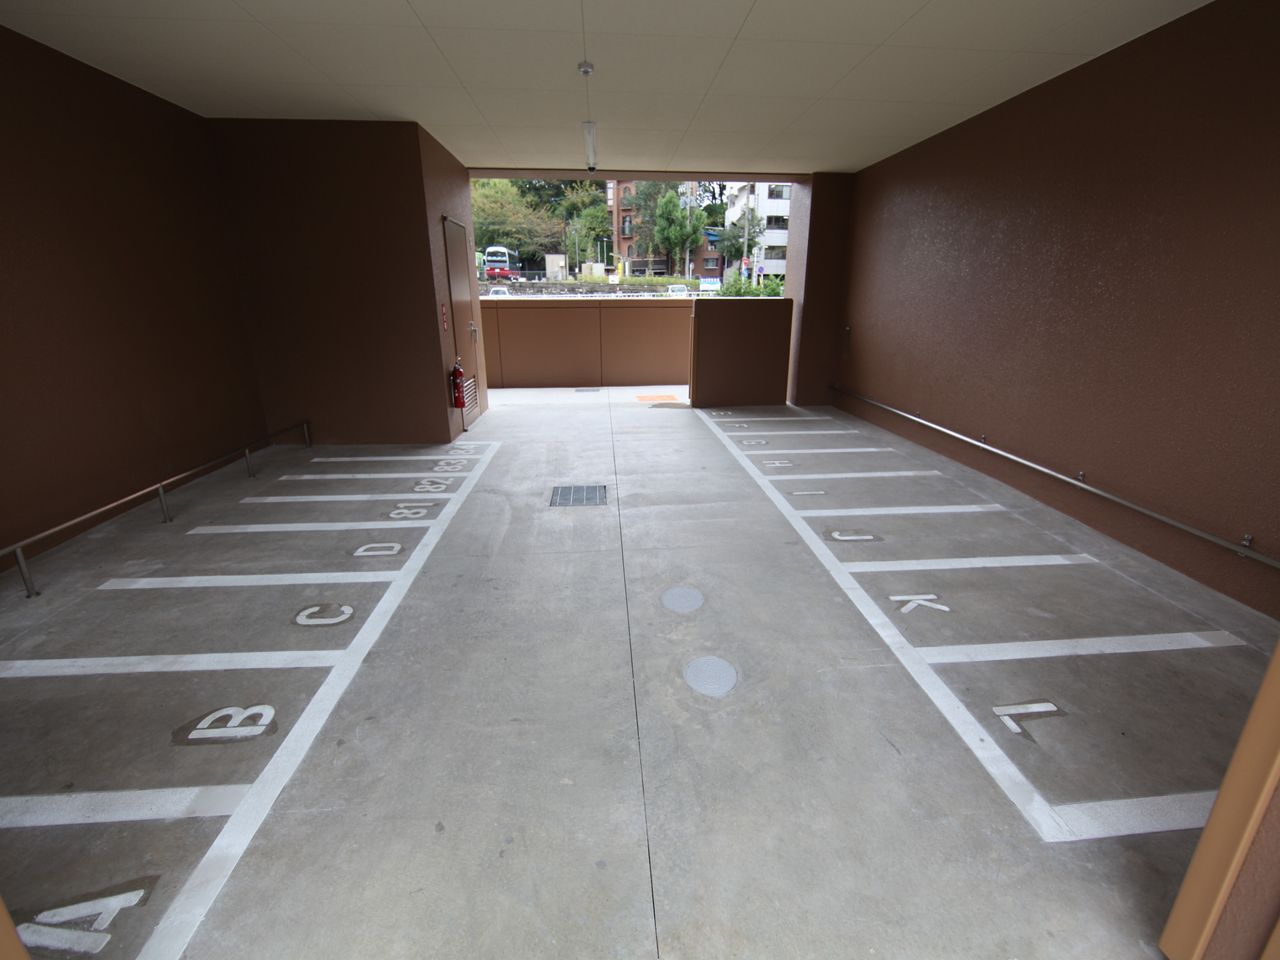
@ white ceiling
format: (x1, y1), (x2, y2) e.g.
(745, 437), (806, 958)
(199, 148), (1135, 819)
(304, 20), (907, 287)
(1, 0), (1210, 175)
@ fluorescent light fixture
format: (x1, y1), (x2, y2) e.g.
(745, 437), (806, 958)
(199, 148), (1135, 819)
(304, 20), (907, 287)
(582, 120), (597, 170)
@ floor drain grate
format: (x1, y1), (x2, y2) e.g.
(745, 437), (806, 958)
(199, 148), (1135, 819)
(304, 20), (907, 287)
(550, 485), (608, 507)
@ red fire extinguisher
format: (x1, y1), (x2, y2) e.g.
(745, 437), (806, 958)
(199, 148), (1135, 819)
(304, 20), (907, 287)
(450, 357), (466, 409)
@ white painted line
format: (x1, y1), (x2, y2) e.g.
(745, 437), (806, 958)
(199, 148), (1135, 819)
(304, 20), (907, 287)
(188, 521), (433, 534)
(311, 455), (481, 462)
(0, 650), (342, 678)
(772, 471), (939, 481)
(697, 409), (1074, 842)
(1053, 792), (1217, 840)
(99, 572), (397, 590)
(280, 473), (465, 480)
(843, 554), (1095, 573)
(711, 416), (833, 421)
(729, 429), (859, 436)
(746, 447), (894, 455)
(138, 441), (500, 960)
(243, 494), (454, 502)
(797, 504), (1004, 517)
(920, 631), (1243, 664)
(0, 785), (249, 828)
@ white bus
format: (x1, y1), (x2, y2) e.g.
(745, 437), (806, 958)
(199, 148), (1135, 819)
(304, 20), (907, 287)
(483, 245), (520, 280)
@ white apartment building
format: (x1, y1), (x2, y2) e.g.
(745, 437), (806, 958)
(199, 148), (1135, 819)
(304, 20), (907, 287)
(723, 181), (792, 279)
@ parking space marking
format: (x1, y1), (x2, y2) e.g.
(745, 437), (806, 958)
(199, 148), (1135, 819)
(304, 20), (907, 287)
(700, 411), (1260, 844)
(845, 554), (1095, 573)
(729, 429), (859, 436)
(0, 650), (342, 678)
(136, 441), (500, 960)
(279, 472), (468, 480)
(0, 786), (250, 828)
(699, 409), (1073, 841)
(710, 416), (833, 421)
(798, 504), (1005, 517)
(1052, 791), (1217, 841)
(243, 493), (455, 502)
(311, 455), (482, 462)
(99, 572), (397, 590)
(188, 521), (434, 534)
(920, 631), (1243, 664)
(746, 447), (893, 454)
(770, 471), (940, 480)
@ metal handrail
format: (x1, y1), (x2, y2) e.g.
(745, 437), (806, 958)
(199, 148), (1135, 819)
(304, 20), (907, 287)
(838, 390), (1278, 571)
(3, 420), (311, 598)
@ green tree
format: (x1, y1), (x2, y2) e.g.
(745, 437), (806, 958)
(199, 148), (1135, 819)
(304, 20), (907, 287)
(719, 208), (765, 267)
(654, 190), (708, 278)
(567, 203), (613, 269)
(626, 181), (672, 266)
(510, 179), (573, 211)
(471, 179), (562, 263)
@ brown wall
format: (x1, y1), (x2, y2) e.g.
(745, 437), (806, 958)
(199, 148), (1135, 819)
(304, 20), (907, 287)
(0, 27), (266, 555)
(691, 298), (794, 408)
(417, 126), (484, 437)
(804, 0), (1280, 617)
(1, 25), (477, 561)
(213, 120), (455, 446)
(480, 299), (693, 388)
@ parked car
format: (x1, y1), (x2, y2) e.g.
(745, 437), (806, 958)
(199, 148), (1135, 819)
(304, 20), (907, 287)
(485, 286), (511, 297)
(666, 284), (689, 296)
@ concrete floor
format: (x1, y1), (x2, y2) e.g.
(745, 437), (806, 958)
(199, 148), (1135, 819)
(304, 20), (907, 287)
(1, 387), (1275, 959)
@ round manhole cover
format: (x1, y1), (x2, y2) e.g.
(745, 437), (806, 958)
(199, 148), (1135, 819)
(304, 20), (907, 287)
(684, 656), (737, 698)
(662, 585), (704, 614)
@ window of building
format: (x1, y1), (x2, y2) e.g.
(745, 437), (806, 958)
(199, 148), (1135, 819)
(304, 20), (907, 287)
(621, 186), (633, 207)
(621, 215), (632, 237)
(764, 246), (788, 259)
(626, 243), (633, 257)
(708, 240), (717, 251)
(767, 184), (790, 200)
(703, 257), (719, 269)
(766, 215), (788, 230)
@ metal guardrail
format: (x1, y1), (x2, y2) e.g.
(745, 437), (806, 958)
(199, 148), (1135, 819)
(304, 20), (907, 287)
(2, 420), (311, 598)
(841, 391), (1277, 571)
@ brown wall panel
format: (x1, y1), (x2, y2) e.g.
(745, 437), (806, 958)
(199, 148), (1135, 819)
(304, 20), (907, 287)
(600, 304), (692, 385)
(496, 306), (602, 387)
(418, 127), (484, 437)
(802, 0), (1280, 617)
(481, 305), (504, 388)
(213, 120), (451, 446)
(690, 299), (793, 408)
(0, 27), (266, 556)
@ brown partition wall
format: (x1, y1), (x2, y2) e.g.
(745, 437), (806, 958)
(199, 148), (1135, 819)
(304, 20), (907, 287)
(480, 299), (693, 388)
(789, 0), (1280, 618)
(690, 299), (793, 408)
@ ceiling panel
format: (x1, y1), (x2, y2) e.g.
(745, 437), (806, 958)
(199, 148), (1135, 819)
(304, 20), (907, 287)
(889, 0), (1091, 52)
(690, 95), (818, 133)
(236, 0), (420, 26)
(267, 21), (458, 87)
(589, 90), (699, 130)
(2, 13), (325, 89)
(174, 79), (378, 119)
(827, 45), (1000, 102)
(408, 0), (583, 33)
(939, 50), (1087, 106)
(0, 0), (248, 18)
(583, 0), (753, 37)
(431, 27), (585, 91)
(352, 84), (482, 125)
(0, 0), (1214, 174)
(426, 124), (511, 165)
(738, 0), (927, 45)
(585, 33), (732, 94)
(710, 39), (876, 98)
